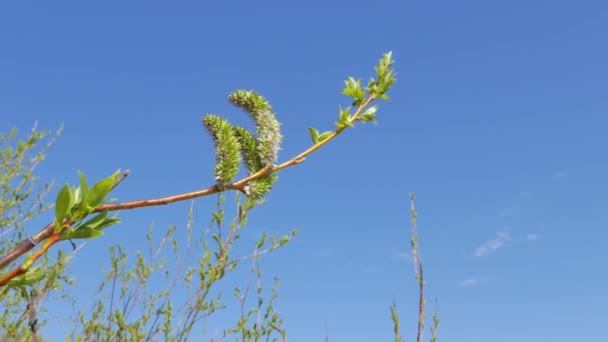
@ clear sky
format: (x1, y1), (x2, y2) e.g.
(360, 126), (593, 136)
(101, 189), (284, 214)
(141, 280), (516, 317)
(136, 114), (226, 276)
(2, 1), (607, 341)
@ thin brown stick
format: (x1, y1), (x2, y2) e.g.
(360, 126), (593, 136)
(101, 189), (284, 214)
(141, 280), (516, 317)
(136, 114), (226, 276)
(410, 195), (425, 342)
(0, 232), (61, 286)
(0, 98), (375, 286)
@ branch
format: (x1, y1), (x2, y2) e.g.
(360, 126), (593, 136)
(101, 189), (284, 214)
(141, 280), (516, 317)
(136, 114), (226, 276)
(0, 98), (376, 286)
(410, 194), (426, 342)
(96, 97), (374, 212)
(0, 171), (129, 286)
(0, 50), (396, 288)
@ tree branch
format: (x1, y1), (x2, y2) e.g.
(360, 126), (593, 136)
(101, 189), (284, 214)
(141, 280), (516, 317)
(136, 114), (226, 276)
(0, 97), (377, 287)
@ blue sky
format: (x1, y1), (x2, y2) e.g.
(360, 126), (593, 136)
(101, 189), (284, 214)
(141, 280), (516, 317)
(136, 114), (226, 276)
(2, 1), (607, 341)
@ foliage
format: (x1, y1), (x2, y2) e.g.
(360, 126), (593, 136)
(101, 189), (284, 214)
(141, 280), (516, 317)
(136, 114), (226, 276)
(0, 52), (399, 340)
(390, 194), (440, 342)
(68, 196), (295, 341)
(0, 124), (71, 341)
(0, 124), (59, 243)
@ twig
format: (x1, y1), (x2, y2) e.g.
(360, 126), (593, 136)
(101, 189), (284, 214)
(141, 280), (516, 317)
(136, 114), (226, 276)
(410, 194), (426, 342)
(0, 98), (376, 286)
(0, 171), (130, 286)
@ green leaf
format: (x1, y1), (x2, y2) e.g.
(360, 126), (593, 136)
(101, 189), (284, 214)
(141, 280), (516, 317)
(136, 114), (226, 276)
(80, 210), (107, 228)
(97, 217), (120, 230)
(362, 105), (377, 116)
(317, 131), (332, 142)
(24, 267), (45, 285)
(78, 170), (89, 203)
(256, 232), (267, 249)
(76, 210), (120, 231)
(55, 184), (71, 227)
(339, 106), (351, 123)
(212, 211), (223, 224)
(307, 127), (320, 143)
(342, 77), (365, 106)
(85, 171), (118, 208)
(367, 51), (397, 99)
(279, 235), (289, 246)
(211, 234), (222, 247)
(360, 113), (377, 123)
(6, 266), (45, 288)
(335, 106), (353, 130)
(360, 105), (378, 123)
(61, 227), (104, 240)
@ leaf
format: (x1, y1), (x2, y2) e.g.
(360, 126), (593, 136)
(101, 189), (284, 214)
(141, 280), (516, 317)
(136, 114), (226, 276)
(23, 267), (45, 285)
(342, 77), (365, 105)
(362, 105), (377, 117)
(360, 105), (378, 123)
(317, 131), (332, 142)
(61, 227), (104, 240)
(369, 52), (397, 99)
(279, 235), (289, 246)
(76, 210), (120, 231)
(6, 266), (45, 287)
(212, 211), (223, 224)
(80, 211), (107, 228)
(96, 217), (120, 230)
(256, 232), (267, 249)
(335, 106), (353, 130)
(339, 106), (351, 123)
(211, 234), (222, 247)
(55, 184), (71, 227)
(78, 170), (89, 203)
(360, 113), (377, 123)
(85, 171), (118, 208)
(307, 127), (320, 144)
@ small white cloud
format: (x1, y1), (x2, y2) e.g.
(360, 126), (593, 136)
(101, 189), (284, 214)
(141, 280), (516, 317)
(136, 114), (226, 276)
(474, 231), (510, 257)
(554, 171), (566, 180)
(527, 233), (538, 241)
(459, 276), (481, 287)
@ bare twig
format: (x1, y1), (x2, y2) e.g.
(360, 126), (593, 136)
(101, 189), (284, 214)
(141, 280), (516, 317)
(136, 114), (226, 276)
(410, 194), (426, 342)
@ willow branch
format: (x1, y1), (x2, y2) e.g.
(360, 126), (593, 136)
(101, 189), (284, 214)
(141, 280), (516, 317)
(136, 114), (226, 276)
(0, 98), (376, 286)
(0, 171), (129, 284)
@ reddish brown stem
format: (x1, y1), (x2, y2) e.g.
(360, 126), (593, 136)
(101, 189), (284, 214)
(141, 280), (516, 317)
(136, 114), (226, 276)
(0, 98), (376, 286)
(0, 233), (61, 286)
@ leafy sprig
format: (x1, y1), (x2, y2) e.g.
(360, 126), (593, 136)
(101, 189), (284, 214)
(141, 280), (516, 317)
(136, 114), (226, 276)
(308, 51), (396, 145)
(0, 51), (397, 290)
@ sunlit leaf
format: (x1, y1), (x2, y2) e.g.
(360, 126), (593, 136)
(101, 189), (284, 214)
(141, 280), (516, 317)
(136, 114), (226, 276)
(61, 227), (104, 240)
(85, 170), (118, 208)
(307, 127), (320, 143)
(55, 184), (71, 227)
